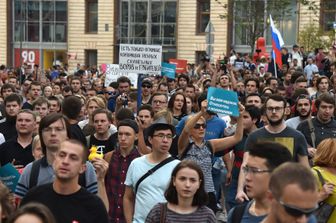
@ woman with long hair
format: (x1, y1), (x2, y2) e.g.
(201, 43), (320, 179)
(0, 181), (15, 223)
(312, 138), (336, 223)
(8, 203), (56, 223)
(167, 92), (188, 121)
(146, 160), (216, 222)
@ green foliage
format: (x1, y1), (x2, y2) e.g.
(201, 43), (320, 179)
(299, 23), (335, 53)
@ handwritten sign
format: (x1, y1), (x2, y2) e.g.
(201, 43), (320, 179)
(104, 64), (138, 88)
(119, 44), (162, 75)
(207, 87), (239, 117)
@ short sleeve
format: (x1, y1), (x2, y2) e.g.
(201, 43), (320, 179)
(295, 131), (308, 156)
(124, 160), (135, 187)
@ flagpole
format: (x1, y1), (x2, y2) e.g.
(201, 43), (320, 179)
(272, 51), (277, 78)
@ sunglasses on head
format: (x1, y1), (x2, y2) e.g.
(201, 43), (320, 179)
(279, 200), (318, 218)
(194, 123), (206, 129)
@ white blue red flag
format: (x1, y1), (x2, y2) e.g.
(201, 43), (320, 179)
(270, 15), (284, 68)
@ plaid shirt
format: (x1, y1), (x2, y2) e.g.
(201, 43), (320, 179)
(105, 147), (140, 223)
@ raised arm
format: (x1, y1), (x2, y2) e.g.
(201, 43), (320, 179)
(210, 103), (244, 153)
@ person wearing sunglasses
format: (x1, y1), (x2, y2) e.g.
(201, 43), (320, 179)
(261, 162), (319, 223)
(141, 79), (153, 105)
(178, 99), (244, 213)
(227, 141), (292, 223)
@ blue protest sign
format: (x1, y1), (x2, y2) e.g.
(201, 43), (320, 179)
(207, 87), (239, 117)
(0, 163), (20, 192)
(161, 62), (176, 79)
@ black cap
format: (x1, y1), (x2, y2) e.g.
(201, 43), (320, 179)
(147, 117), (176, 137)
(118, 119), (139, 133)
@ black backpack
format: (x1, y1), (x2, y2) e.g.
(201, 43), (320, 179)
(28, 157), (86, 189)
(231, 203), (248, 223)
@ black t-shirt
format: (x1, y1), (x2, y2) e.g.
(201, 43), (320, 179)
(88, 134), (116, 154)
(0, 139), (33, 166)
(70, 124), (87, 147)
(0, 117), (17, 140)
(21, 183), (109, 223)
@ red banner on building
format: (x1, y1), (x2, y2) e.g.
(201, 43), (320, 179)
(169, 59), (187, 74)
(15, 49), (40, 68)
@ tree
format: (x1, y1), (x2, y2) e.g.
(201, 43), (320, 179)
(299, 23), (334, 53)
(216, 0), (319, 54)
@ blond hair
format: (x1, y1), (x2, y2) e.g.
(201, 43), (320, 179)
(314, 138), (336, 168)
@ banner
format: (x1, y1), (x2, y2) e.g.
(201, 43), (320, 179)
(169, 59), (187, 73)
(207, 87), (239, 117)
(119, 44), (162, 75)
(15, 49), (40, 68)
(104, 64), (138, 88)
(0, 163), (20, 192)
(161, 62), (176, 79)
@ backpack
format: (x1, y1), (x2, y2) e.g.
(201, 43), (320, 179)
(28, 157), (86, 189)
(231, 203), (248, 223)
(179, 141), (214, 160)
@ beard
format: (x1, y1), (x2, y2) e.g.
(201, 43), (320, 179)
(299, 108), (311, 119)
(267, 113), (285, 126)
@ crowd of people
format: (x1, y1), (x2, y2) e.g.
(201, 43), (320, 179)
(0, 44), (336, 223)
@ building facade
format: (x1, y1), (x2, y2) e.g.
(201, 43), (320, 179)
(0, 0), (333, 71)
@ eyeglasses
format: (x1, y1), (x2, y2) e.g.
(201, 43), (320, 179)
(278, 200), (318, 217)
(242, 166), (272, 175)
(266, 106), (284, 113)
(142, 84), (152, 88)
(153, 100), (166, 105)
(153, 133), (175, 140)
(194, 123), (206, 129)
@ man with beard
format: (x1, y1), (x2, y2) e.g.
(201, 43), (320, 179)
(285, 95), (312, 129)
(236, 94), (309, 203)
(297, 93), (336, 154)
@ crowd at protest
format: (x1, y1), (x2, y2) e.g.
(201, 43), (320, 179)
(0, 43), (336, 223)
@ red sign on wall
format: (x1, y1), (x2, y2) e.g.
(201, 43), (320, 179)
(15, 49), (40, 68)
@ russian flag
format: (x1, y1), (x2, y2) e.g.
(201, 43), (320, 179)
(270, 15), (284, 68)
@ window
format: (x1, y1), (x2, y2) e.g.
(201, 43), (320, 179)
(320, 0), (336, 31)
(197, 0), (210, 34)
(85, 50), (97, 66)
(86, 0), (98, 33)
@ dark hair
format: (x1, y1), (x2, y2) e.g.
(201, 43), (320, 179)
(48, 96), (61, 106)
(177, 74), (190, 84)
(244, 105), (261, 125)
(92, 108), (112, 122)
(245, 93), (261, 103)
(244, 78), (260, 89)
(62, 85), (73, 93)
(8, 203), (56, 223)
(167, 92), (187, 115)
(61, 139), (87, 163)
(62, 96), (82, 119)
(115, 107), (134, 121)
(39, 113), (71, 154)
(165, 160), (208, 206)
(4, 93), (22, 106)
(1, 83), (16, 96)
(197, 92), (207, 109)
(266, 77), (278, 86)
(70, 76), (82, 84)
(118, 119), (139, 133)
(29, 81), (41, 91)
(137, 104), (154, 117)
(269, 162), (317, 200)
(117, 76), (131, 86)
(149, 92), (168, 105)
(315, 93), (335, 109)
(158, 82), (168, 90)
(248, 142), (292, 170)
(185, 84), (196, 91)
(264, 94), (286, 108)
(316, 76), (330, 92)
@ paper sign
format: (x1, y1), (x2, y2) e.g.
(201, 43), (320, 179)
(0, 163), (21, 192)
(119, 44), (162, 75)
(169, 59), (187, 73)
(207, 87), (239, 117)
(103, 64), (138, 88)
(161, 63), (176, 79)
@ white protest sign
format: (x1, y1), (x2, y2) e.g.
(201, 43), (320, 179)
(119, 44), (162, 75)
(104, 64), (138, 88)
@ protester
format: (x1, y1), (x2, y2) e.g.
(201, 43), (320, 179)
(146, 160), (216, 222)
